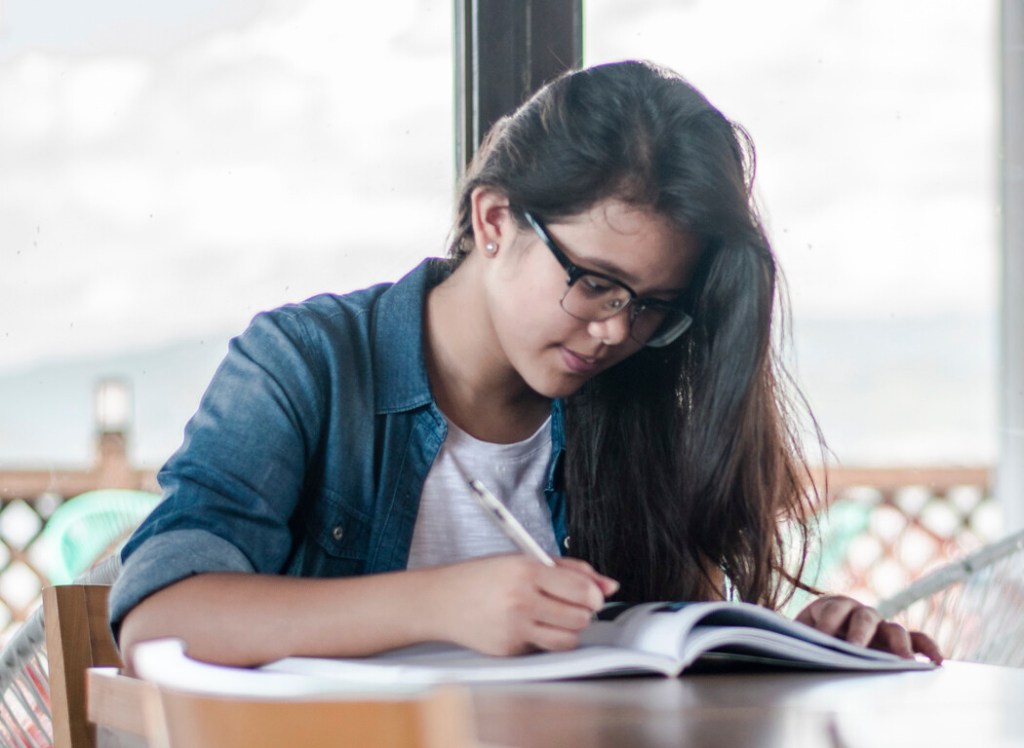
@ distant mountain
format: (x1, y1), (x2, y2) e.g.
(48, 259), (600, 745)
(0, 314), (997, 470)
(0, 334), (232, 469)
(787, 313), (995, 466)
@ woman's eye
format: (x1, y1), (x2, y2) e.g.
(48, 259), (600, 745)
(580, 276), (614, 295)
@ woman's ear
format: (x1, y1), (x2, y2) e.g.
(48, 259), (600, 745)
(469, 187), (513, 257)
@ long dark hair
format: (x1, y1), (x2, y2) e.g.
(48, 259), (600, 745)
(449, 60), (821, 609)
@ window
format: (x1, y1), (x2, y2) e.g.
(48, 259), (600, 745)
(585, 1), (997, 470)
(0, 2), (454, 466)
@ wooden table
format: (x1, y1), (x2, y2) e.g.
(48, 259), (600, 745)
(91, 661), (1024, 748)
(471, 661), (1024, 747)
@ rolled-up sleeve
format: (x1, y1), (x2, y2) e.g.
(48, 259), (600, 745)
(110, 303), (334, 635)
(108, 529), (254, 630)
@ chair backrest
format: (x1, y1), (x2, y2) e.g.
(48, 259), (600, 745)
(145, 684), (477, 748)
(878, 528), (1024, 666)
(43, 581), (479, 748)
(44, 584), (123, 748)
(35, 489), (160, 585)
(0, 602), (49, 747)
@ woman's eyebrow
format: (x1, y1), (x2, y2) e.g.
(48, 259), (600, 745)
(574, 253), (642, 285)
(573, 252), (685, 297)
(545, 219), (687, 296)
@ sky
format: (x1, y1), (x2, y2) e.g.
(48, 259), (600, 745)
(1, 0), (455, 368)
(0, 0), (1001, 467)
(586, 1), (998, 321)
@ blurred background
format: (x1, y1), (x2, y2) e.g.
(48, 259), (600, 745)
(0, 1), (1004, 637)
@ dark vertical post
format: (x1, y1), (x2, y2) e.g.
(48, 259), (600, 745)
(454, 0), (582, 177)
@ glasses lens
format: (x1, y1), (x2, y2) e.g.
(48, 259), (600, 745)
(562, 273), (692, 348)
(639, 309), (692, 347)
(561, 274), (632, 319)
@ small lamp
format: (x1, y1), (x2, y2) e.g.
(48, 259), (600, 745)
(94, 378), (132, 435)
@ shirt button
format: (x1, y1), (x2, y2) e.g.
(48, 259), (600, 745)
(563, 536), (571, 550)
(332, 525), (344, 541)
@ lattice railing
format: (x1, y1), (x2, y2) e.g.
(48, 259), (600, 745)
(0, 463), (1000, 640)
(0, 484), (162, 644)
(808, 467), (998, 605)
(0, 495), (62, 635)
(0, 432), (158, 643)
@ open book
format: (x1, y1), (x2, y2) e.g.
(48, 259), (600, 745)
(262, 601), (935, 685)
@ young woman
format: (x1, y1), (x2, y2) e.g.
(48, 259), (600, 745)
(113, 60), (941, 667)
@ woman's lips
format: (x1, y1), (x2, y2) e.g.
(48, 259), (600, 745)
(560, 346), (601, 374)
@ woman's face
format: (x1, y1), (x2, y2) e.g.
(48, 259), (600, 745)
(484, 197), (701, 399)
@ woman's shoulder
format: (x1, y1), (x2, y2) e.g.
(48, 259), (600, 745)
(260, 258), (445, 333)
(235, 288), (390, 374)
(227, 260), (441, 381)
(275, 281), (392, 324)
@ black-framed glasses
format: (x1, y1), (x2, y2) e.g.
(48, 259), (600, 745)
(522, 210), (692, 348)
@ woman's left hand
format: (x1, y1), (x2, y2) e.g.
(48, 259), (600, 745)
(795, 595), (944, 664)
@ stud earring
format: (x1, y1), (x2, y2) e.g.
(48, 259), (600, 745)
(484, 242), (498, 255)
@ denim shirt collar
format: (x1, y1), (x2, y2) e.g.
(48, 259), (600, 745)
(547, 398), (566, 490)
(373, 259), (450, 414)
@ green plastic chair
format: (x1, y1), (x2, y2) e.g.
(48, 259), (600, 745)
(0, 489), (157, 746)
(34, 489), (160, 585)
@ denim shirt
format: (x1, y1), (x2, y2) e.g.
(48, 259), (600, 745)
(109, 259), (568, 631)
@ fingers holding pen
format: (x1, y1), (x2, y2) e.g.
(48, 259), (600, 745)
(526, 558), (615, 630)
(543, 557), (620, 608)
(431, 555), (618, 656)
(525, 558), (618, 651)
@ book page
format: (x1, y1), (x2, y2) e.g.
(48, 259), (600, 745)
(131, 639), (436, 697)
(580, 601), (935, 671)
(579, 601), (725, 658)
(680, 604), (928, 663)
(267, 643), (680, 683)
(681, 626), (934, 671)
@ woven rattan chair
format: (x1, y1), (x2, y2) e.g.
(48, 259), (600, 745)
(0, 488), (157, 747)
(877, 529), (1024, 666)
(0, 559), (123, 748)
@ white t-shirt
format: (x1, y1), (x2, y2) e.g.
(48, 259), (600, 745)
(406, 416), (559, 569)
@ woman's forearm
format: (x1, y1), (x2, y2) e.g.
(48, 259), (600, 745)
(118, 569), (443, 668)
(118, 555), (616, 670)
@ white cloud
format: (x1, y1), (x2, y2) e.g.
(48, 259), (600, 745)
(0, 0), (453, 369)
(588, 0), (998, 322)
(65, 58), (151, 143)
(0, 0), (999, 369)
(0, 0), (1002, 467)
(0, 53), (151, 145)
(0, 53), (63, 143)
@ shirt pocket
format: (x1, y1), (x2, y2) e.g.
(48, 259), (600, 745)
(297, 493), (374, 577)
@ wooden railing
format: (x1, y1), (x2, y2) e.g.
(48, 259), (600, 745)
(807, 466), (997, 605)
(0, 461), (998, 638)
(0, 432), (157, 637)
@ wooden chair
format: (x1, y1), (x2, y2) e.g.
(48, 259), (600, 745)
(129, 638), (481, 748)
(43, 583), (131, 748)
(1, 489), (153, 748)
(142, 684), (478, 748)
(45, 582), (484, 748)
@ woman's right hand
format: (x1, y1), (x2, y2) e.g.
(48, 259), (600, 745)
(118, 556), (619, 669)
(429, 555), (619, 656)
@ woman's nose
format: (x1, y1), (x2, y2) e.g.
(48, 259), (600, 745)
(587, 310), (631, 346)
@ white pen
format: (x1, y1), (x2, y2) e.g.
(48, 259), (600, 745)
(467, 479), (557, 567)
